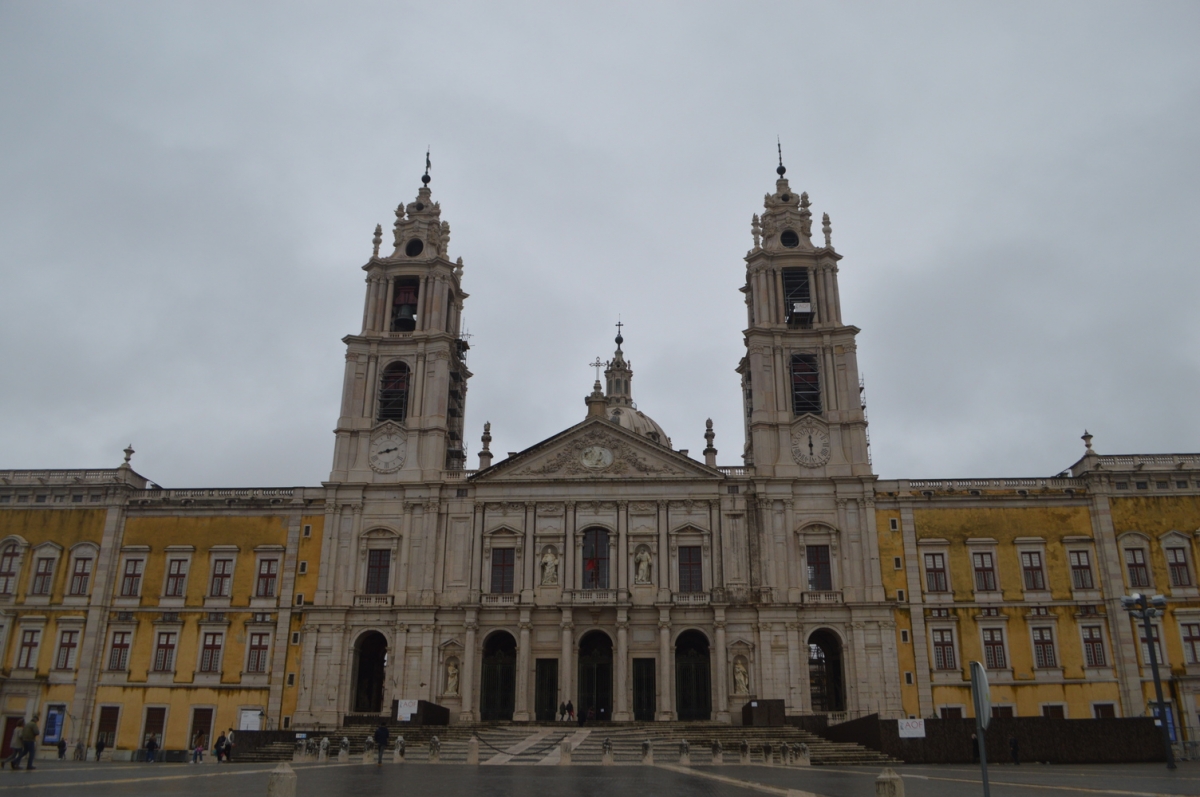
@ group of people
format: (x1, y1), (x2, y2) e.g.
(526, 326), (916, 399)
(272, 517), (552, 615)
(556, 701), (605, 725)
(4, 713), (40, 771)
(192, 728), (237, 763)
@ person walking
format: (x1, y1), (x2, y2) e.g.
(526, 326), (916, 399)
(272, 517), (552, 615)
(373, 722), (389, 765)
(971, 733), (979, 762)
(145, 734), (159, 763)
(56, 739), (67, 760)
(95, 737), (107, 762)
(4, 722), (23, 770)
(558, 702), (566, 722)
(566, 700), (574, 722)
(11, 713), (40, 771)
(214, 731), (227, 763)
(1009, 735), (1019, 765)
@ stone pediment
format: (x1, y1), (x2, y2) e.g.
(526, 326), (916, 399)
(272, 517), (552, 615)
(471, 419), (721, 482)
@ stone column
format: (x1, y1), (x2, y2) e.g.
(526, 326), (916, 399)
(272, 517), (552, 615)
(514, 610), (532, 721)
(657, 501), (670, 601)
(617, 501), (629, 595)
(786, 621), (802, 713)
(560, 609), (574, 707)
(614, 609), (630, 721)
(564, 502), (576, 592)
(469, 506), (484, 599)
(523, 502), (536, 599)
(419, 624), (435, 701)
(460, 612), (477, 722)
(383, 276), (396, 333)
(391, 623), (408, 706)
(714, 610), (729, 722)
(658, 608), (673, 720)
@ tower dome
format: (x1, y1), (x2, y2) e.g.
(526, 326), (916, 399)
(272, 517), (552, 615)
(599, 327), (672, 447)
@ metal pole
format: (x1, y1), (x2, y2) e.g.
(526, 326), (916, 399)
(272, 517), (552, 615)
(1141, 606), (1177, 770)
(975, 713), (990, 797)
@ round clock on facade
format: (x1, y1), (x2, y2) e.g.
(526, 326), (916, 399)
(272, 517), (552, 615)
(791, 423), (831, 468)
(580, 445), (614, 470)
(369, 431), (407, 473)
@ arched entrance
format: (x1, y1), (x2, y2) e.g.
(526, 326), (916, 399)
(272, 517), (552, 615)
(352, 631), (388, 713)
(577, 631), (613, 721)
(674, 629), (711, 721)
(480, 632), (517, 721)
(808, 629), (845, 712)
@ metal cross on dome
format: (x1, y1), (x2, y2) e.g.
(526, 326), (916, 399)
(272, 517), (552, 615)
(590, 357), (604, 380)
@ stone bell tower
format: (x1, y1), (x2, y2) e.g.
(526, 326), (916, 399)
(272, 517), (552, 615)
(737, 158), (871, 479)
(329, 165), (471, 483)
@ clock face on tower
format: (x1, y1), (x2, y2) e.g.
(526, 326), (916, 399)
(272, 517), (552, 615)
(791, 421), (831, 468)
(369, 430), (408, 473)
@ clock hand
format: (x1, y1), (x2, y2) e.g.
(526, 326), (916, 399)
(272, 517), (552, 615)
(379, 447), (398, 455)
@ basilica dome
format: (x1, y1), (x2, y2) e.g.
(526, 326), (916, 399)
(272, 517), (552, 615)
(597, 329), (672, 448)
(607, 404), (671, 447)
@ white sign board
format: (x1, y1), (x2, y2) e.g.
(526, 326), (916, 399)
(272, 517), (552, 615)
(239, 708), (262, 731)
(897, 719), (926, 738)
(395, 700), (419, 721)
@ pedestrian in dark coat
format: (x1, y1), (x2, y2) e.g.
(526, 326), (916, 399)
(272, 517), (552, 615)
(971, 733), (979, 762)
(1009, 736), (1019, 765)
(215, 732), (227, 763)
(373, 722), (389, 765)
(95, 737), (107, 761)
(558, 702), (567, 722)
(566, 701), (574, 721)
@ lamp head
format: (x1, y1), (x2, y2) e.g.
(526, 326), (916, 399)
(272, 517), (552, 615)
(1121, 595), (1139, 609)
(1151, 595), (1167, 609)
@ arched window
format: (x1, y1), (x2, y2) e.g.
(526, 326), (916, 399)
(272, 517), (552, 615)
(582, 529), (609, 590)
(790, 354), (822, 415)
(377, 362), (410, 422)
(0, 545), (20, 596)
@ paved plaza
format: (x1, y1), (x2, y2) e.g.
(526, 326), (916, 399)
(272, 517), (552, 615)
(0, 760), (1194, 797)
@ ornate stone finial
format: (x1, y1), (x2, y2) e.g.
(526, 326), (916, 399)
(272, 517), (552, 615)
(1082, 430), (1094, 452)
(800, 191), (810, 210)
(422, 148), (431, 186)
(478, 422), (493, 469)
(822, 213), (832, 248)
(372, 224), (382, 258)
(751, 214), (761, 250)
(122, 444), (134, 465)
(776, 138), (786, 177)
(703, 419), (717, 466)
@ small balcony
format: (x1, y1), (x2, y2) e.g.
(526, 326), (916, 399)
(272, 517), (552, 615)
(673, 592), (710, 607)
(568, 589), (618, 606)
(802, 590), (843, 605)
(354, 594), (394, 607)
(480, 593), (518, 606)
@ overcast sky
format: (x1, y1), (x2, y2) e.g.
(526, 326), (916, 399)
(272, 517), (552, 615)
(1, 2), (1197, 488)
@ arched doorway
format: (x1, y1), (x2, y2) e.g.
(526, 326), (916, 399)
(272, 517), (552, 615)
(674, 630), (711, 721)
(577, 631), (613, 721)
(352, 631), (388, 713)
(480, 632), (517, 721)
(808, 629), (845, 712)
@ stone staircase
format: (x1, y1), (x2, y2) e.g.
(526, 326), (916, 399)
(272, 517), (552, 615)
(242, 721), (894, 765)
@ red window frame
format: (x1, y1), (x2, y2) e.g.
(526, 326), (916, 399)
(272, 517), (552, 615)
(1183, 623), (1200, 665)
(678, 546), (703, 593)
(153, 632), (177, 672)
(69, 557), (93, 595)
(1125, 548), (1150, 588)
(120, 558), (144, 597)
(31, 558), (54, 595)
(982, 628), (1006, 669)
(973, 552), (997, 592)
(1021, 551), (1046, 591)
(210, 558), (233, 597)
(247, 633), (270, 673)
(1082, 626), (1106, 667)
(932, 629), (956, 670)
(165, 559), (188, 597)
(108, 631), (132, 671)
(1069, 550), (1094, 590)
(256, 559), (279, 598)
(16, 629), (39, 669)
(924, 553), (948, 592)
(55, 630), (79, 670)
(199, 633), (223, 673)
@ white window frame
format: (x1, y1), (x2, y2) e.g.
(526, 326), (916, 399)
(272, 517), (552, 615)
(930, 627), (958, 672)
(1030, 625), (1059, 671)
(1119, 532), (1154, 591)
(1137, 618), (1167, 670)
(251, 546), (285, 608)
(64, 542), (100, 605)
(205, 546), (239, 609)
(1160, 531), (1198, 598)
(114, 546), (151, 607)
(194, 619), (230, 685)
(243, 627), (273, 678)
(0, 537), (29, 600)
(1079, 621), (1110, 671)
(980, 622), (1011, 673)
(26, 542), (63, 604)
(54, 627), (80, 671)
(1064, 537), (1101, 601)
(14, 621), (44, 671)
(967, 539), (1002, 602)
(160, 546), (195, 607)
(1040, 703), (1068, 718)
(918, 539), (952, 603)
(1014, 537), (1050, 602)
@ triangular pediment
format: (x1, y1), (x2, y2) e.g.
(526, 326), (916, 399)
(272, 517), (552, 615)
(471, 418), (722, 482)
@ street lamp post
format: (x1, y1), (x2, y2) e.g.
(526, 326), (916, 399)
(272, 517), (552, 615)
(1121, 592), (1176, 770)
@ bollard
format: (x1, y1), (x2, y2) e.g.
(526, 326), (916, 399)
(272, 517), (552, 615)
(362, 737), (375, 765)
(293, 740), (305, 763)
(467, 736), (480, 765)
(338, 737), (349, 763)
(764, 743), (775, 766)
(739, 739), (749, 765)
(429, 736), (441, 763)
(711, 739), (722, 765)
(266, 762), (297, 797)
(875, 767), (905, 797)
(679, 739), (690, 766)
(796, 742), (810, 767)
(601, 737), (613, 766)
(393, 736), (405, 764)
(318, 737), (329, 763)
(559, 738), (572, 765)
(641, 739), (653, 765)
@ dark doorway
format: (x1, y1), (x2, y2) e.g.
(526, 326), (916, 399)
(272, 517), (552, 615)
(0, 718), (22, 759)
(808, 629), (845, 712)
(480, 632), (517, 721)
(353, 631), (388, 713)
(535, 659), (559, 722)
(674, 630), (711, 721)
(632, 658), (656, 721)
(577, 631), (613, 721)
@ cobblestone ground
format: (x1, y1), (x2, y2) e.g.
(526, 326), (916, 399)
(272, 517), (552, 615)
(0, 759), (1195, 797)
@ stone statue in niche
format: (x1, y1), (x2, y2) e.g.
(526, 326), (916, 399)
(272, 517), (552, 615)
(445, 659), (459, 696)
(733, 657), (750, 695)
(634, 547), (653, 585)
(539, 548), (559, 586)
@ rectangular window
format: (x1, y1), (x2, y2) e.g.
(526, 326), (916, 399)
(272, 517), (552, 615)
(120, 558), (144, 597)
(973, 552), (997, 592)
(1139, 625), (1163, 666)
(69, 557), (93, 595)
(210, 559), (233, 597)
(365, 549), (390, 594)
(1021, 551), (1046, 591)
(0, 547), (17, 595)
(782, 267), (812, 327)
(924, 553), (948, 592)
(1032, 628), (1057, 668)
(983, 628), (1006, 669)
(1126, 548), (1151, 588)
(678, 546), (703, 593)
(17, 629), (40, 669)
(490, 549), (515, 594)
(806, 545), (832, 591)
(143, 706), (166, 748)
(199, 633), (222, 673)
(932, 629), (956, 670)
(31, 558), (54, 595)
(1093, 704), (1116, 718)
(939, 706), (963, 719)
(1069, 550), (1094, 590)
(108, 631), (131, 671)
(1082, 625), (1106, 667)
(97, 706), (120, 748)
(256, 559), (279, 598)
(153, 632), (177, 672)
(165, 559), (188, 597)
(1167, 547), (1191, 587)
(247, 632), (270, 673)
(55, 630), (79, 670)
(1042, 705), (1065, 719)
(1183, 623), (1200, 665)
(790, 354), (822, 415)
